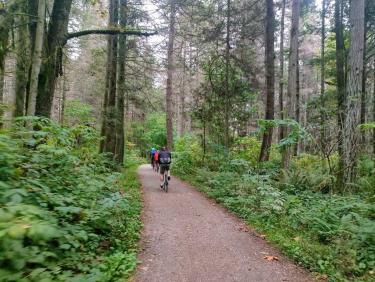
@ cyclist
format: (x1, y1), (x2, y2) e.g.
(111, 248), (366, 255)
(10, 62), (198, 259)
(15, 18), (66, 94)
(158, 146), (171, 189)
(150, 147), (156, 168)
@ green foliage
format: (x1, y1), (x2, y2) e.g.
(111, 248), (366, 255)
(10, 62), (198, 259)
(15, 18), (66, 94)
(64, 99), (95, 126)
(173, 141), (375, 281)
(127, 113), (167, 156)
(258, 119), (311, 150)
(172, 135), (203, 176)
(0, 118), (142, 281)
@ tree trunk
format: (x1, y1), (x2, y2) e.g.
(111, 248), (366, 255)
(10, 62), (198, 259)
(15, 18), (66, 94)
(0, 61), (4, 128)
(278, 0), (286, 142)
(360, 23), (367, 145)
(342, 0), (365, 186)
(282, 0), (300, 169)
(320, 0), (326, 143)
(35, 0), (73, 117)
(294, 48), (300, 155)
(25, 0), (38, 112)
(373, 58), (375, 155)
(27, 0), (46, 116)
(115, 0), (128, 166)
(103, 0), (119, 156)
(335, 0), (346, 187)
(14, 5), (28, 117)
(166, 0), (176, 150)
(224, 0), (231, 147)
(259, 0), (275, 162)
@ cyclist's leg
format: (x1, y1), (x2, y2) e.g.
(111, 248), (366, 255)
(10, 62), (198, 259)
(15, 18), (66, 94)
(166, 165), (171, 180)
(159, 165), (165, 188)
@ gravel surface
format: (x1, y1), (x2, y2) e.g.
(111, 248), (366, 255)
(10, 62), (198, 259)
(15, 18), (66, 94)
(135, 164), (314, 282)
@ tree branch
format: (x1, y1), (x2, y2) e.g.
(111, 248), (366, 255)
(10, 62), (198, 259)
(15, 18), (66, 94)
(64, 28), (157, 45)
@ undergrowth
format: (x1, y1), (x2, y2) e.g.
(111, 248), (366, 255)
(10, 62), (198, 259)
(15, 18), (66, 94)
(0, 117), (142, 281)
(173, 136), (375, 282)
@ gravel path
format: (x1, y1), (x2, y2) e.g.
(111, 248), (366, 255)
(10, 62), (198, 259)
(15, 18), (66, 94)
(135, 164), (314, 282)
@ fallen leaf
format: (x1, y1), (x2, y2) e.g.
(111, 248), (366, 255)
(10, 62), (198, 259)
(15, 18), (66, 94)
(260, 234), (266, 239)
(264, 256), (279, 261)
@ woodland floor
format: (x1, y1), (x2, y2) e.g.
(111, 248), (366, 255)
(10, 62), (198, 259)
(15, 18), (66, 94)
(135, 164), (314, 282)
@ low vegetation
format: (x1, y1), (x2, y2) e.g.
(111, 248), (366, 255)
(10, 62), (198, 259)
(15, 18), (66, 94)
(0, 117), (142, 281)
(172, 135), (375, 282)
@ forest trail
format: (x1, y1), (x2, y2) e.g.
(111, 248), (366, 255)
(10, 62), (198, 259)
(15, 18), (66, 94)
(135, 164), (313, 282)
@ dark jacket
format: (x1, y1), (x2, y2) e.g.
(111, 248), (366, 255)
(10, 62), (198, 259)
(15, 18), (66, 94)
(158, 150), (171, 164)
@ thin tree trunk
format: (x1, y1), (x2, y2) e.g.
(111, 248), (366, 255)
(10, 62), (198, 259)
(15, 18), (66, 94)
(282, 0), (300, 169)
(342, 0), (365, 186)
(320, 0), (326, 143)
(259, 0), (275, 162)
(27, 0), (46, 116)
(166, 0), (176, 150)
(115, 0), (128, 166)
(278, 0), (286, 142)
(224, 0), (231, 147)
(335, 0), (346, 187)
(295, 48), (300, 155)
(0, 65), (4, 128)
(35, 0), (73, 117)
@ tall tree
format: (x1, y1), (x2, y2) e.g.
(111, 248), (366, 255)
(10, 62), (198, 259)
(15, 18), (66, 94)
(320, 0), (327, 142)
(282, 0), (300, 169)
(14, 3), (28, 117)
(278, 0), (286, 142)
(35, 0), (73, 117)
(224, 0), (231, 147)
(27, 0), (46, 117)
(342, 0), (365, 186)
(259, 0), (275, 162)
(115, 0), (128, 165)
(335, 0), (346, 186)
(102, 0), (119, 155)
(166, 0), (176, 150)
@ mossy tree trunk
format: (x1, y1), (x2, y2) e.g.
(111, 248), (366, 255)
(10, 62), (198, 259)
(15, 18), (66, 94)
(259, 0), (275, 162)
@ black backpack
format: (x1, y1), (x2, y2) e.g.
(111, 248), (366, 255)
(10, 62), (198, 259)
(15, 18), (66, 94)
(159, 151), (171, 164)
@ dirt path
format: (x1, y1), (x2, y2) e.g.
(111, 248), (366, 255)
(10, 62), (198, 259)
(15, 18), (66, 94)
(135, 165), (313, 282)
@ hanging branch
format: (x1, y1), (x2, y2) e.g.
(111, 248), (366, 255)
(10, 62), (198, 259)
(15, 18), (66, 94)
(63, 28), (157, 45)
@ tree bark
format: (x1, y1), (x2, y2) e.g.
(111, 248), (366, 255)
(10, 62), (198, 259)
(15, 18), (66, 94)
(35, 0), (73, 117)
(342, 0), (365, 186)
(282, 0), (300, 169)
(373, 58), (375, 155)
(259, 0), (275, 162)
(278, 0), (286, 142)
(103, 0), (119, 156)
(335, 0), (346, 187)
(166, 0), (176, 150)
(360, 22), (367, 144)
(25, 0), (38, 113)
(27, 0), (46, 116)
(115, 0), (128, 166)
(320, 0), (326, 143)
(14, 4), (28, 117)
(223, 0), (231, 147)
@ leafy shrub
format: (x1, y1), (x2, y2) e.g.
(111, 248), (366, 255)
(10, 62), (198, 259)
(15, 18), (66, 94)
(173, 146), (375, 281)
(173, 135), (203, 176)
(0, 118), (142, 281)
